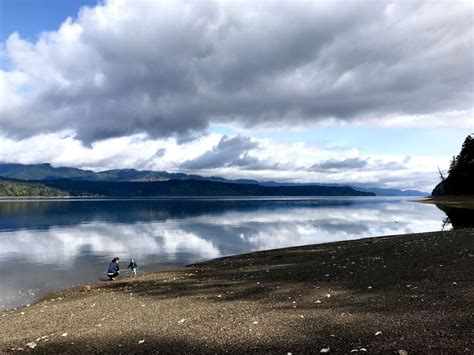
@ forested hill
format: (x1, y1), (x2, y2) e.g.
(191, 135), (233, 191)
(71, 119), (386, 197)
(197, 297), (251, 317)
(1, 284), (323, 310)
(0, 163), (426, 196)
(432, 135), (474, 196)
(0, 178), (68, 197)
(0, 163), (218, 182)
(35, 179), (375, 197)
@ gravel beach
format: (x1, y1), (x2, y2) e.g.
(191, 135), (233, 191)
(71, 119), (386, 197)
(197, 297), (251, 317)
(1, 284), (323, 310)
(1, 229), (473, 354)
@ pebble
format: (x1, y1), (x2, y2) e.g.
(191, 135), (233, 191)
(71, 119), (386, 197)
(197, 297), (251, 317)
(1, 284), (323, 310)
(320, 347), (330, 353)
(138, 339), (145, 344)
(61, 333), (68, 337)
(178, 318), (186, 324)
(25, 342), (37, 349)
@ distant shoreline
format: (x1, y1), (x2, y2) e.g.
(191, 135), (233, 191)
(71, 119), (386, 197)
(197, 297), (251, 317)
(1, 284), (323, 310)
(415, 195), (474, 209)
(0, 195), (423, 202)
(0, 195), (414, 201)
(2, 228), (472, 353)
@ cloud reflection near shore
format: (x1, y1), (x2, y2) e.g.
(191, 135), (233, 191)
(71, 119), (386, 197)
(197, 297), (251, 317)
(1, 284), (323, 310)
(0, 200), (446, 264)
(0, 198), (447, 308)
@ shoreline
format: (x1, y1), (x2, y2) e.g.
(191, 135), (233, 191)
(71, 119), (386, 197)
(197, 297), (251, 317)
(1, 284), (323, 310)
(1, 228), (473, 353)
(0, 195), (421, 201)
(415, 195), (474, 209)
(2, 223), (445, 312)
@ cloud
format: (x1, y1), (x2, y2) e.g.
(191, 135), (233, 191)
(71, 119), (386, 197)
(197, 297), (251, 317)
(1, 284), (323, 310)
(181, 135), (275, 170)
(0, 132), (449, 191)
(0, 0), (472, 143)
(378, 160), (407, 170)
(311, 157), (368, 171)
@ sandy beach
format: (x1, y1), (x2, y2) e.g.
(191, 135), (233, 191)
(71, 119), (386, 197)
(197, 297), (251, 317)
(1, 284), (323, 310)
(1, 228), (473, 354)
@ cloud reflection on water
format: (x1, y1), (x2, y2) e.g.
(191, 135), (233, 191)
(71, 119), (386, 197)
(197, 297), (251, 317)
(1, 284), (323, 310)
(0, 200), (446, 264)
(0, 198), (447, 308)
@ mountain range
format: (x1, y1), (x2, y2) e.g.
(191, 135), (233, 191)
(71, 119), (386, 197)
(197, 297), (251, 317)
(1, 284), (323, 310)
(0, 163), (427, 196)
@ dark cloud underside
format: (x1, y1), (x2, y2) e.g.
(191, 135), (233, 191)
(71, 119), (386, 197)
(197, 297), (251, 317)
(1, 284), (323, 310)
(311, 158), (368, 171)
(182, 135), (264, 170)
(1, 0), (472, 143)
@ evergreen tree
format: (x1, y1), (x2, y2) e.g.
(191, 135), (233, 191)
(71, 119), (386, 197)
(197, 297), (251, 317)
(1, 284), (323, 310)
(439, 135), (474, 195)
(448, 155), (457, 175)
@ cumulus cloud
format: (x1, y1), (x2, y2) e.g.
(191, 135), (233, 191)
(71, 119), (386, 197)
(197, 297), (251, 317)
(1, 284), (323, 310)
(1, 0), (472, 143)
(180, 135), (277, 170)
(311, 157), (368, 171)
(0, 132), (449, 191)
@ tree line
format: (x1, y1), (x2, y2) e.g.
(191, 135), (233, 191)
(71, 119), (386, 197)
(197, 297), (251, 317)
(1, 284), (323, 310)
(434, 135), (474, 195)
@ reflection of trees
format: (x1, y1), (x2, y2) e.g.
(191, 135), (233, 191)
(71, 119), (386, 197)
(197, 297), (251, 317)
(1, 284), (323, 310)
(436, 204), (474, 229)
(441, 217), (450, 231)
(0, 200), (61, 215)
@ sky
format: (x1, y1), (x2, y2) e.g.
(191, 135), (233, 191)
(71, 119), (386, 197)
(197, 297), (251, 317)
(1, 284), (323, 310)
(0, 0), (473, 192)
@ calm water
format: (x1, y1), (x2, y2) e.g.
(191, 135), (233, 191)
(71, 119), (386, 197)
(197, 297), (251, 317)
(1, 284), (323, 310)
(0, 197), (450, 309)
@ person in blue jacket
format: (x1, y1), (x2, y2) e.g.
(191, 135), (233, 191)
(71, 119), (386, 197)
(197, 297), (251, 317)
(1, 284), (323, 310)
(107, 257), (120, 280)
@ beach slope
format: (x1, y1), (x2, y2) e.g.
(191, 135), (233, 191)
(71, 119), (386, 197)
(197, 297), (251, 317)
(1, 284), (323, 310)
(1, 229), (473, 353)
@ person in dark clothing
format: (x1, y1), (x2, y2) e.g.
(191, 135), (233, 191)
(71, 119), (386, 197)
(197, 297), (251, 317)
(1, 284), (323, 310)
(107, 257), (120, 280)
(127, 258), (138, 277)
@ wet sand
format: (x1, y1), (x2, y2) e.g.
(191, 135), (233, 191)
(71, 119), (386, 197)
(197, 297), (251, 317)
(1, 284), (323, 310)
(1, 229), (473, 354)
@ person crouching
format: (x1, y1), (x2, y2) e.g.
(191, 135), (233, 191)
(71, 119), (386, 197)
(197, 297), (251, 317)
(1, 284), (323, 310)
(107, 257), (120, 280)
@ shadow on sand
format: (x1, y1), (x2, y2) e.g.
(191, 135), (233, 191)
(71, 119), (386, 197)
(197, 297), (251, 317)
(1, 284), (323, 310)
(7, 229), (473, 354)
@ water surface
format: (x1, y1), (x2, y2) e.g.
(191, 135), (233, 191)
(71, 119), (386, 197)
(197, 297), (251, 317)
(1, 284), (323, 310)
(0, 197), (450, 309)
